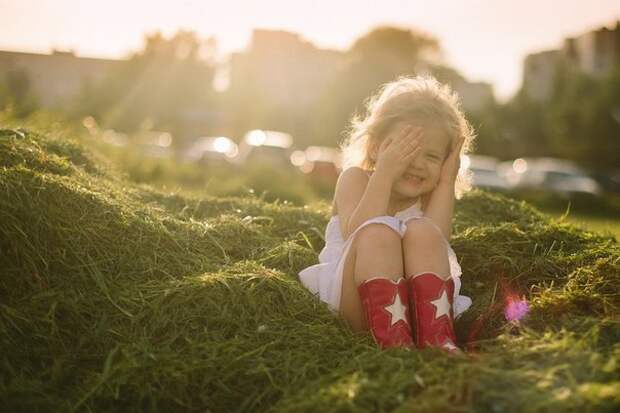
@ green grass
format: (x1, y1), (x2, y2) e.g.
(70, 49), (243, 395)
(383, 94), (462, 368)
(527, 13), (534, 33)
(0, 120), (619, 412)
(551, 213), (620, 241)
(504, 190), (620, 242)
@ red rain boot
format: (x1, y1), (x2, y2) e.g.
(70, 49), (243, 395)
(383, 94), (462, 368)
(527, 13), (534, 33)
(407, 272), (459, 353)
(357, 277), (414, 349)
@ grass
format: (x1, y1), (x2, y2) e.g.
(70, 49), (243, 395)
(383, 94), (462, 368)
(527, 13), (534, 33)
(549, 213), (620, 241)
(504, 190), (620, 242)
(0, 118), (619, 412)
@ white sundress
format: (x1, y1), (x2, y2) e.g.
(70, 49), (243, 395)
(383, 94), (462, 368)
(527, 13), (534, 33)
(298, 200), (473, 319)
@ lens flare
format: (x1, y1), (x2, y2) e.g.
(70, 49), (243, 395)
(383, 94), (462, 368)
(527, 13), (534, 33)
(465, 277), (530, 353)
(504, 295), (529, 322)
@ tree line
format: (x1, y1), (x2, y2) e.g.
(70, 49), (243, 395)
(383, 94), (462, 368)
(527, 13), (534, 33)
(1, 27), (618, 173)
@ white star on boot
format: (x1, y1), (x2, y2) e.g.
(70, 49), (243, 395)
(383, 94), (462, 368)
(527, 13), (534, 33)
(442, 340), (457, 351)
(384, 290), (409, 327)
(430, 289), (451, 320)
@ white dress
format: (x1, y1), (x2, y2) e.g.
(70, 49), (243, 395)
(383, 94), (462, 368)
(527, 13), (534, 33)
(298, 200), (473, 319)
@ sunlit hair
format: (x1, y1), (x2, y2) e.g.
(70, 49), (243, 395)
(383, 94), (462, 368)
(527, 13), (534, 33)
(340, 74), (476, 199)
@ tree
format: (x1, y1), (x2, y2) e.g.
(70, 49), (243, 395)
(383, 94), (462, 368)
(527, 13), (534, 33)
(544, 63), (620, 171)
(312, 26), (442, 146)
(74, 30), (217, 143)
(0, 69), (38, 117)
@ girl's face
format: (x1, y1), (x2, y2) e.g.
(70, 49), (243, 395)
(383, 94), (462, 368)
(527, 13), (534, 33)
(383, 120), (451, 201)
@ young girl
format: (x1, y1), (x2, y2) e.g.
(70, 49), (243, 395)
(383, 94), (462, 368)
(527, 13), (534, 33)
(299, 75), (475, 352)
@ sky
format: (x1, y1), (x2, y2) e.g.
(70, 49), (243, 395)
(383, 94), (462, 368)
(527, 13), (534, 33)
(1, 0), (619, 102)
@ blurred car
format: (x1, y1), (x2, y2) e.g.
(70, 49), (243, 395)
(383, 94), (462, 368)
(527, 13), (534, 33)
(235, 129), (294, 166)
(463, 154), (510, 192)
(290, 145), (342, 184)
(135, 131), (173, 158)
(498, 157), (602, 197)
(99, 129), (128, 147)
(181, 136), (239, 164)
(592, 169), (620, 194)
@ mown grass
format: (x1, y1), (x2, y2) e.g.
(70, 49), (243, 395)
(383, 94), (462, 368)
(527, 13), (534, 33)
(0, 120), (619, 412)
(547, 213), (620, 241)
(502, 190), (620, 242)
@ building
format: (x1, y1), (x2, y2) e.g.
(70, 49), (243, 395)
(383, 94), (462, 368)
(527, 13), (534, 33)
(567, 21), (620, 77)
(0, 49), (121, 108)
(230, 30), (494, 119)
(1, 29), (497, 127)
(451, 79), (494, 112)
(228, 29), (345, 108)
(522, 20), (620, 102)
(522, 50), (563, 103)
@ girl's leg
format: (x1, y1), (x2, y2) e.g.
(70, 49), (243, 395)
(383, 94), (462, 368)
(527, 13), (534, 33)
(339, 223), (413, 348)
(403, 219), (458, 351)
(402, 219), (451, 280)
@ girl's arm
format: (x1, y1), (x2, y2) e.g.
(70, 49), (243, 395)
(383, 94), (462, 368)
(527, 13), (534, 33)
(422, 136), (465, 240)
(334, 168), (393, 239)
(336, 126), (423, 239)
(422, 181), (455, 240)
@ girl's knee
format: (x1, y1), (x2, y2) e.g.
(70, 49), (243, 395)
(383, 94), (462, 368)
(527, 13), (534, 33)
(355, 222), (401, 249)
(403, 219), (451, 279)
(404, 219), (445, 246)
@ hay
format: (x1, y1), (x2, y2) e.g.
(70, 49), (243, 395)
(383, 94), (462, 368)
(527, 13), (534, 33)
(0, 124), (619, 412)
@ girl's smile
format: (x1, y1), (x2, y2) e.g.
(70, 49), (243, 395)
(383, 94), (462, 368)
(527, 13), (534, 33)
(383, 121), (451, 200)
(402, 172), (424, 185)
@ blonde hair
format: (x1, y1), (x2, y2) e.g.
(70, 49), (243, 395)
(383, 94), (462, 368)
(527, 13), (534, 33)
(340, 74), (476, 199)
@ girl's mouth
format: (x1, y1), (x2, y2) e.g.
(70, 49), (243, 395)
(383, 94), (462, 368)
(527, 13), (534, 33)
(403, 173), (423, 184)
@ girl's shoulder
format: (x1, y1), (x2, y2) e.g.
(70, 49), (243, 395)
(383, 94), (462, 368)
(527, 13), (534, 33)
(335, 167), (371, 192)
(331, 167), (372, 216)
(338, 166), (372, 180)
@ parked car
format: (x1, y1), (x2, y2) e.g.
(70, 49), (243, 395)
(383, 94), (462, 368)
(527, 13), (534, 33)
(181, 136), (238, 164)
(135, 131), (174, 159)
(497, 157), (602, 197)
(290, 145), (341, 184)
(464, 154), (510, 192)
(592, 169), (620, 194)
(235, 129), (294, 166)
(99, 129), (128, 147)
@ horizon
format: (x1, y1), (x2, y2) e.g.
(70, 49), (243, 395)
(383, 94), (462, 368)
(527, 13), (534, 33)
(1, 0), (619, 102)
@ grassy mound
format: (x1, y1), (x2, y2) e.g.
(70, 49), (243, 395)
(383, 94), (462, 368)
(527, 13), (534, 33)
(1, 125), (619, 412)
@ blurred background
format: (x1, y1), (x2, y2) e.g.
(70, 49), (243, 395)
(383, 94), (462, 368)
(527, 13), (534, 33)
(1, 0), (619, 237)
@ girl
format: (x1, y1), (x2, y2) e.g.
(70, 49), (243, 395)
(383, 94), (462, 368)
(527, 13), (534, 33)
(299, 74), (475, 352)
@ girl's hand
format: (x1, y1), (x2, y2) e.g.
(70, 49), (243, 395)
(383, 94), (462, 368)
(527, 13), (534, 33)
(438, 135), (465, 187)
(374, 125), (424, 183)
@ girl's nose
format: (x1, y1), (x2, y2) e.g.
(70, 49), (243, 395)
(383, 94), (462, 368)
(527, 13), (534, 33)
(410, 154), (426, 171)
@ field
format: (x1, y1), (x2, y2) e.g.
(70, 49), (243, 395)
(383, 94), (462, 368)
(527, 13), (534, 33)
(1, 118), (619, 412)
(550, 213), (620, 242)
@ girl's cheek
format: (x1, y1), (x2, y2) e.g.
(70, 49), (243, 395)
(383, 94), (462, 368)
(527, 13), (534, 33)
(430, 171), (442, 187)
